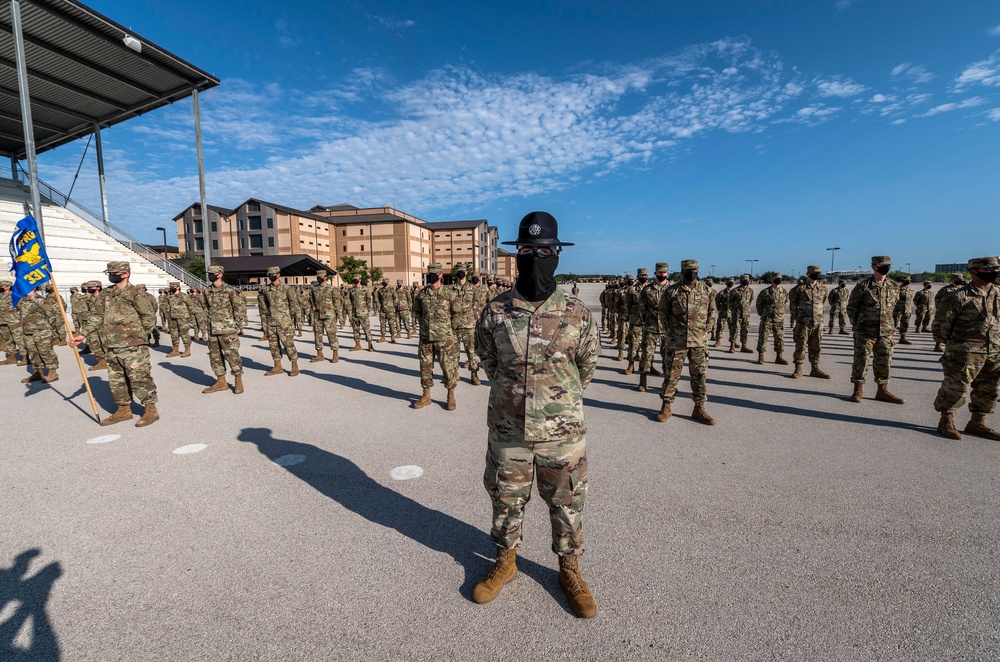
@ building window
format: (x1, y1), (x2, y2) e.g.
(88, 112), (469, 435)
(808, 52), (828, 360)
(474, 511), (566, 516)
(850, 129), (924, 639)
(238, 219), (244, 231)
(342, 246), (347, 252)
(268, 237), (274, 247)
(249, 216), (262, 231)
(248, 201), (260, 212)
(239, 238), (245, 249)
(267, 218), (273, 229)
(195, 237), (204, 251)
(212, 240), (219, 250)
(361, 245), (365, 252)
(360, 228), (364, 235)
(193, 221), (203, 234)
(210, 221), (218, 232)
(342, 230), (346, 236)
(250, 235), (263, 249)
(186, 240), (192, 251)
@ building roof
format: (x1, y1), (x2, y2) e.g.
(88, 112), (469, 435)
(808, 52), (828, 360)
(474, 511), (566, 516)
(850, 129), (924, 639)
(214, 254), (329, 278)
(497, 248), (516, 257)
(172, 202), (235, 220)
(428, 219), (489, 231)
(233, 197), (332, 224)
(310, 203), (358, 212)
(0, 0), (219, 158)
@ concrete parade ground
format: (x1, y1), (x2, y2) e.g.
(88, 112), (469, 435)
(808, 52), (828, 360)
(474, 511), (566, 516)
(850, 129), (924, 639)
(1, 283), (997, 661)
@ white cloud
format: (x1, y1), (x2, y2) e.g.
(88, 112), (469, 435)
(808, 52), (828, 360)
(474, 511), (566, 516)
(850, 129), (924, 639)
(816, 77), (866, 97)
(891, 119), (906, 125)
(835, 0), (859, 11)
(955, 51), (1000, 89)
(989, 108), (1000, 121)
(990, 25), (1000, 37)
(890, 63), (934, 84)
(920, 97), (985, 117)
(870, 93), (890, 103)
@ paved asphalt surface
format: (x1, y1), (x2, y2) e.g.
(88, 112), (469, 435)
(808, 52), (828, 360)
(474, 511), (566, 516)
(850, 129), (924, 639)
(1, 283), (997, 661)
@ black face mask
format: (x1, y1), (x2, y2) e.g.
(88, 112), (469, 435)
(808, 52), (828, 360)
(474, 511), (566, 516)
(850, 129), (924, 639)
(456, 271), (466, 280)
(772, 278), (782, 285)
(874, 265), (891, 275)
(211, 273), (224, 283)
(637, 276), (648, 285)
(740, 279), (749, 286)
(684, 271), (698, 283)
(426, 273), (440, 285)
(269, 275), (279, 282)
(515, 252), (558, 301)
(471, 277), (480, 285)
(317, 277), (326, 284)
(169, 288), (177, 294)
(807, 272), (820, 281)
(107, 273), (124, 284)
(975, 270), (998, 284)
(655, 274), (667, 283)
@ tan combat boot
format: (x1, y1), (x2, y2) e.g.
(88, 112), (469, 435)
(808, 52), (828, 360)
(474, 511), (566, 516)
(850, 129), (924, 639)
(407, 331), (413, 339)
(377, 334), (386, 343)
(165, 344), (180, 357)
(446, 388), (456, 411)
(875, 383), (905, 404)
(713, 337), (721, 348)
(728, 341), (736, 354)
(100, 405), (133, 426)
(233, 374), (244, 395)
(898, 334), (912, 345)
(692, 402), (716, 425)
(624, 361), (634, 375)
(180, 345), (192, 358)
(558, 555), (597, 619)
(637, 373), (647, 392)
(331, 349), (339, 363)
(774, 351), (789, 365)
(809, 363), (831, 379)
(756, 352), (765, 365)
(43, 369), (58, 383)
(655, 401), (671, 422)
(349, 341), (362, 351)
(367, 341), (375, 352)
(937, 411), (961, 440)
(310, 350), (325, 363)
(135, 403), (159, 427)
(839, 328), (849, 335)
(21, 370), (43, 383)
(472, 548), (517, 604)
(791, 364), (803, 379)
(202, 375), (228, 394)
(264, 360), (283, 376)
(88, 359), (108, 372)
(616, 348), (624, 361)
(0, 355), (16, 365)
(964, 413), (1000, 440)
(289, 360), (299, 377)
(470, 370), (481, 386)
(412, 388), (432, 409)
(850, 382), (864, 403)
(933, 341), (942, 352)
(740, 343), (754, 354)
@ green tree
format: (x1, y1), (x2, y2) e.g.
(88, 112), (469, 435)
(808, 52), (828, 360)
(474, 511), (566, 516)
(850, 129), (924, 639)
(369, 266), (384, 284)
(337, 255), (370, 284)
(175, 253), (207, 281)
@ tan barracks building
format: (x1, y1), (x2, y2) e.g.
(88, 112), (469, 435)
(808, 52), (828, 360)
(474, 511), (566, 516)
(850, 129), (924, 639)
(174, 200), (507, 285)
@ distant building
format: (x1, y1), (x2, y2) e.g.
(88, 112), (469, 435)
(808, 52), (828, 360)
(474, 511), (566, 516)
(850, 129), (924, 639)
(496, 248), (517, 281)
(935, 263), (968, 274)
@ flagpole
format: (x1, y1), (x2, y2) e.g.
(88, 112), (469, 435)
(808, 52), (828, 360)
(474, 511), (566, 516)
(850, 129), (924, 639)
(50, 276), (101, 423)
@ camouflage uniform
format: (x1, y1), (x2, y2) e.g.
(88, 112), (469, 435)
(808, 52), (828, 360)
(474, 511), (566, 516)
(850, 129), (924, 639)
(339, 285), (351, 328)
(0, 281), (27, 363)
(913, 283), (934, 333)
(157, 290), (169, 330)
(258, 269), (299, 363)
(714, 284), (732, 344)
(788, 269), (828, 371)
(599, 285), (609, 332)
(755, 279), (787, 356)
(82, 282), (108, 365)
(639, 266), (669, 377)
(932, 260), (999, 419)
(615, 279), (633, 353)
(165, 282), (194, 353)
(450, 267), (480, 376)
(624, 270), (647, 366)
(847, 259), (900, 388)
(310, 272), (341, 358)
(102, 277), (158, 407)
(658, 262), (717, 407)
(476, 286), (598, 556)
(136, 286), (159, 347)
(70, 286), (87, 332)
(190, 291), (209, 340)
(376, 282), (398, 342)
(44, 287), (66, 342)
(394, 281), (412, 337)
(204, 268), (247, 377)
(894, 282), (914, 341)
(828, 282), (849, 333)
(17, 291), (58, 374)
(728, 279), (754, 349)
(413, 266), (459, 390)
(347, 282), (374, 345)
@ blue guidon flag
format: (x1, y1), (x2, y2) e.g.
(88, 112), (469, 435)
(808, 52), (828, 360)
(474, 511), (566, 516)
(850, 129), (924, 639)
(8, 215), (53, 307)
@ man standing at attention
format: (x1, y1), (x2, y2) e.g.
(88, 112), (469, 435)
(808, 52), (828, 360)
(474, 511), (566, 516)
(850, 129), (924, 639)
(755, 273), (788, 365)
(412, 263), (459, 410)
(450, 263), (481, 385)
(846, 256), (903, 404)
(258, 266), (300, 376)
(202, 265), (247, 394)
(788, 266), (829, 379)
(473, 211), (599, 619)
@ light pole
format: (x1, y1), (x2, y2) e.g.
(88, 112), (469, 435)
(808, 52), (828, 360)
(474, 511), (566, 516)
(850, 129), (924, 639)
(826, 247), (840, 273)
(711, 264), (716, 277)
(155, 226), (168, 257)
(746, 259), (758, 278)
(906, 262), (911, 275)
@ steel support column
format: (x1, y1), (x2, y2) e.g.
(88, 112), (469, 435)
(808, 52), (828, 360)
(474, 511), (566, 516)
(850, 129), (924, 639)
(193, 88), (211, 275)
(94, 122), (109, 234)
(10, 0), (43, 236)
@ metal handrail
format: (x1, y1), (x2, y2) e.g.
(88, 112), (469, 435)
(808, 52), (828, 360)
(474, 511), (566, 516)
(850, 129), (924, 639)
(3, 164), (207, 288)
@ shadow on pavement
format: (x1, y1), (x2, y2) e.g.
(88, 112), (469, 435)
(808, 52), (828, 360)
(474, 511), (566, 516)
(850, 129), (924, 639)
(157, 362), (216, 387)
(709, 394), (932, 432)
(236, 427), (572, 612)
(299, 369), (416, 404)
(0, 548), (62, 661)
(347, 358), (420, 379)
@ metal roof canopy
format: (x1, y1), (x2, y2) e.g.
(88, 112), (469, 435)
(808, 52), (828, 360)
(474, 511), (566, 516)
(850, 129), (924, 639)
(0, 0), (219, 159)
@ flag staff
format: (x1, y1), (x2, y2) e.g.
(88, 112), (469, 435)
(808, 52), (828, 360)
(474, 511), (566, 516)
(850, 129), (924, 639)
(50, 276), (101, 422)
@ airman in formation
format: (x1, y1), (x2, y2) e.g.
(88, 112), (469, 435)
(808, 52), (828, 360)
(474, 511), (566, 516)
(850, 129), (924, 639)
(258, 266), (300, 376)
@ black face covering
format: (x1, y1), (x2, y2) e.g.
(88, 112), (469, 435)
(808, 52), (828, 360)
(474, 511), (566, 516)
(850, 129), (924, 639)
(515, 252), (558, 301)
(683, 271), (698, 283)
(169, 287), (177, 294)
(268, 275), (279, 282)
(211, 273), (224, 283)
(655, 274), (667, 283)
(740, 279), (749, 286)
(637, 276), (648, 285)
(471, 277), (480, 285)
(107, 273), (124, 284)
(772, 278), (782, 285)
(975, 270), (998, 284)
(807, 272), (820, 281)
(426, 273), (440, 285)
(875, 265), (891, 275)
(456, 271), (467, 280)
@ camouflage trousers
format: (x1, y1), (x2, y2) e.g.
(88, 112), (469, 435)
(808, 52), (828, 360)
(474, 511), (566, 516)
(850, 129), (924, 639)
(729, 313), (750, 345)
(379, 309), (397, 338)
(23, 329), (58, 371)
(0, 323), (25, 359)
(418, 337), (457, 389)
(266, 321), (298, 362)
(934, 350), (1000, 414)
(396, 309), (411, 335)
(313, 318), (339, 352)
(86, 328), (107, 360)
(71, 312), (83, 333)
(292, 310), (303, 333)
(600, 305), (608, 330)
(851, 334), (894, 385)
(107, 345), (156, 406)
(661, 346), (709, 404)
(756, 316), (785, 354)
(484, 429), (587, 556)
(454, 327), (479, 372)
(915, 306), (932, 331)
(829, 307), (847, 331)
(168, 317), (192, 349)
(193, 314), (208, 337)
(714, 309), (728, 340)
(208, 333), (243, 377)
(893, 312), (910, 335)
(793, 320), (823, 365)
(615, 318), (630, 349)
(639, 329), (665, 374)
(350, 314), (373, 344)
(626, 322), (643, 362)
(339, 305), (350, 327)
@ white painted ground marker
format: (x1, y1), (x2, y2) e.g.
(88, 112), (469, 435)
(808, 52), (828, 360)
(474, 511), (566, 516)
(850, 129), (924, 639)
(86, 434), (120, 445)
(173, 444), (207, 455)
(390, 465), (423, 480)
(273, 454), (306, 467)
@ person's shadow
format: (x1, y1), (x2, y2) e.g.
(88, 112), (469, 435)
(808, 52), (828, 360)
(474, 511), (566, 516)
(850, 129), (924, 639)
(236, 427), (571, 612)
(0, 549), (62, 661)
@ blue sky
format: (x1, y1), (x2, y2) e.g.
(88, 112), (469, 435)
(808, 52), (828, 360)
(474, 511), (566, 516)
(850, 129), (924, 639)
(33, 0), (1000, 276)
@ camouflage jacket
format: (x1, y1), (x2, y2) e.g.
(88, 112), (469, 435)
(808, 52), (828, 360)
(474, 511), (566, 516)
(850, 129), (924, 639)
(376, 286), (397, 313)
(474, 285), (490, 314)
(658, 280), (717, 350)
(935, 283), (962, 305)
(413, 285), (457, 342)
(828, 286), (849, 311)
(204, 284), (247, 335)
(70, 292), (87, 317)
(167, 292), (194, 321)
(16, 294), (54, 334)
(626, 284), (644, 325)
(847, 276), (900, 337)
(755, 285), (788, 320)
(476, 288), (598, 442)
(789, 281), (828, 325)
(640, 281), (668, 329)
(189, 293), (208, 316)
(0, 290), (21, 326)
(932, 284), (999, 353)
(729, 285), (754, 318)
(450, 282), (479, 329)
(310, 283), (340, 320)
(346, 285), (370, 317)
(45, 292), (66, 321)
(617, 287), (631, 315)
(158, 293), (170, 318)
(395, 286), (412, 311)
(913, 289), (934, 310)
(259, 282), (297, 326)
(894, 286), (913, 315)
(83, 293), (106, 336)
(138, 290), (158, 314)
(716, 288), (732, 313)
(101, 284), (156, 348)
